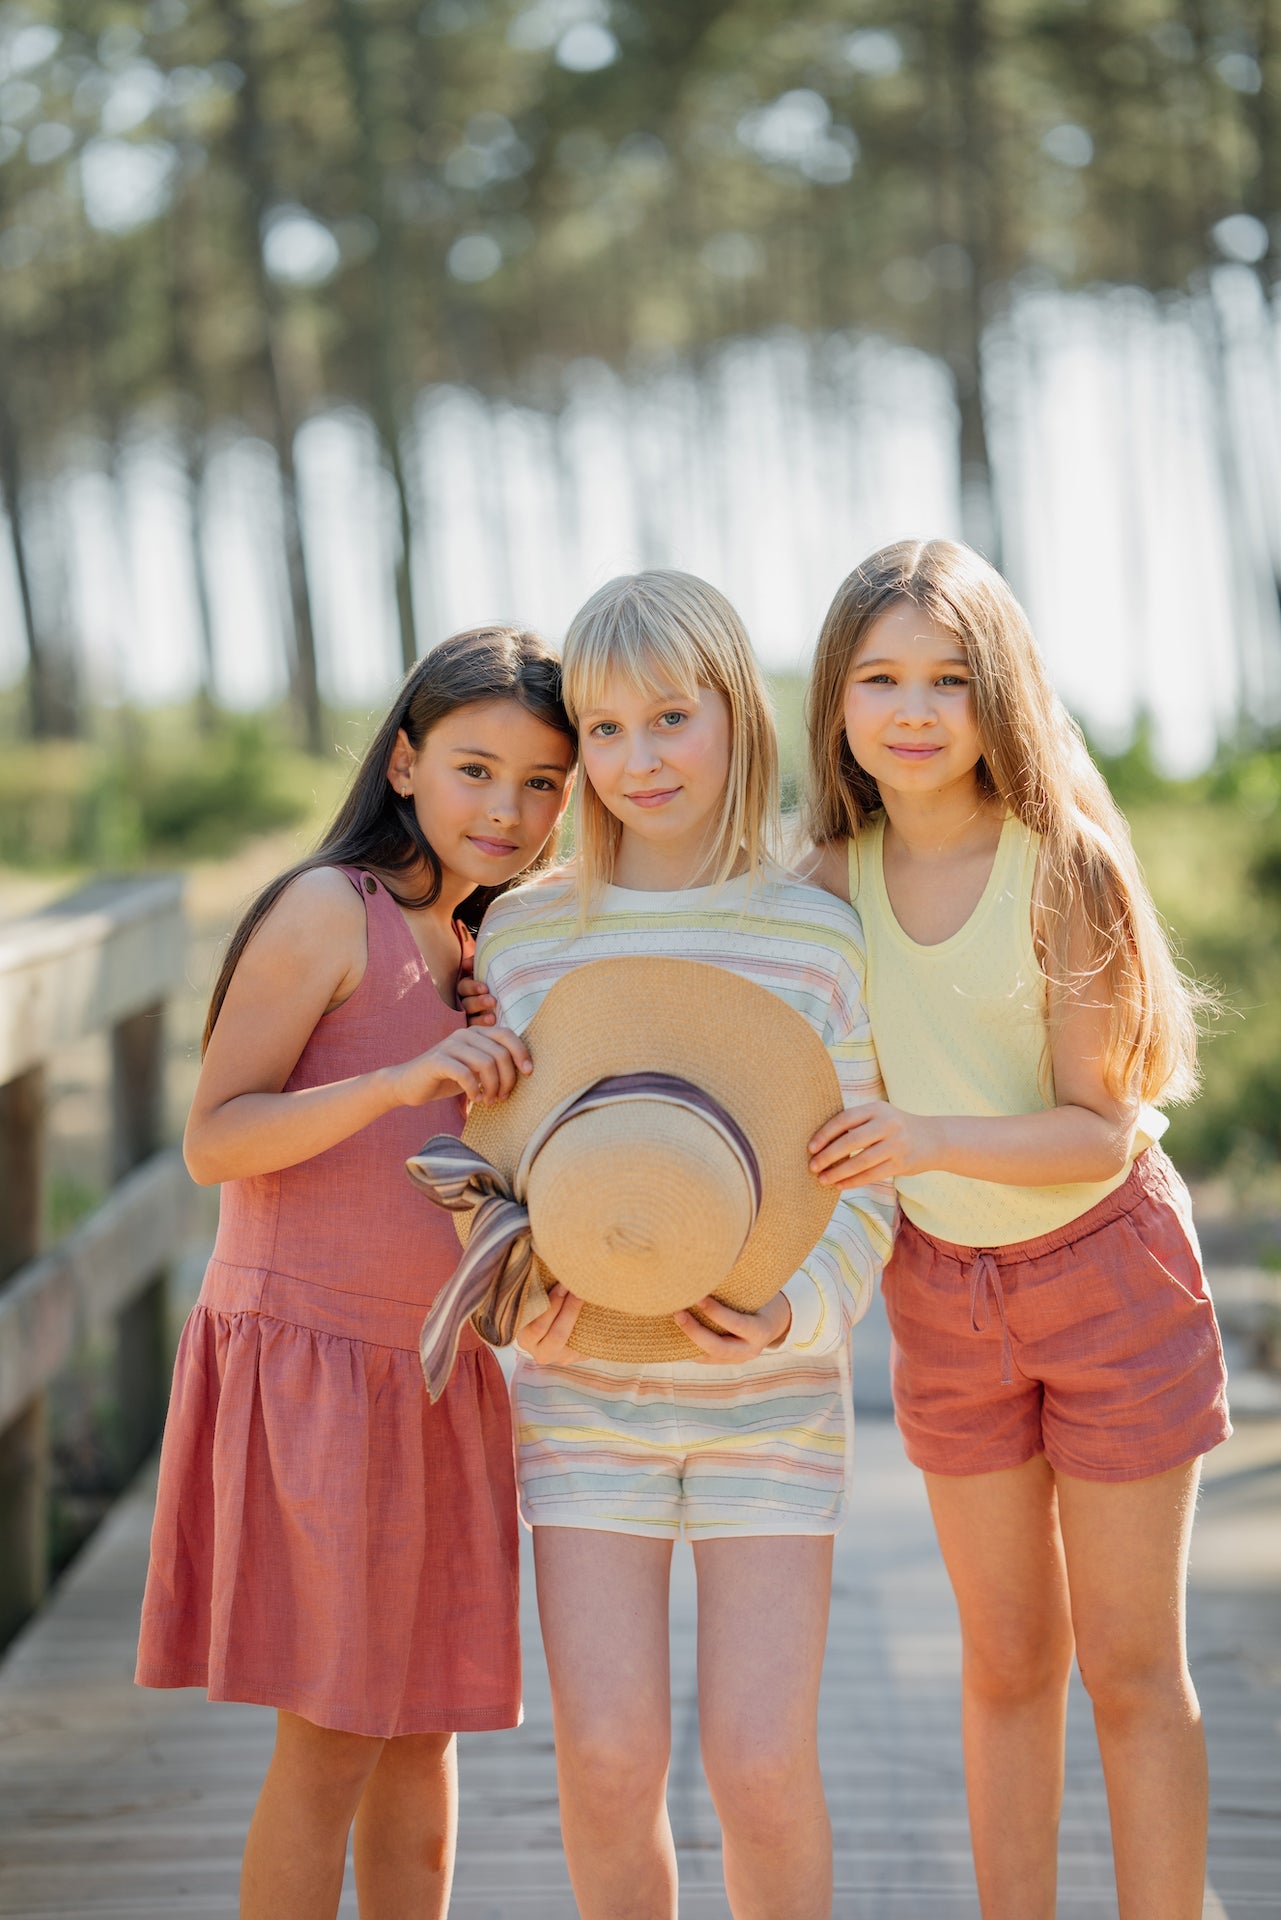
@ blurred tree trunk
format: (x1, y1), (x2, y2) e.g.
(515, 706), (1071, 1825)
(213, 0), (324, 753)
(0, 393), (78, 738)
(924, 0), (1001, 562)
(167, 179), (219, 731)
(333, 0), (420, 674)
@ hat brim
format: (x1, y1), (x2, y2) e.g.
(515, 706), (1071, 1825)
(460, 955), (841, 1363)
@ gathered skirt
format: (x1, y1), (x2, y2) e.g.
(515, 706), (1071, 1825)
(135, 1260), (522, 1736)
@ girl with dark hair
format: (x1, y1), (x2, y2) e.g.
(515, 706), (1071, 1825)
(136, 628), (575, 1920)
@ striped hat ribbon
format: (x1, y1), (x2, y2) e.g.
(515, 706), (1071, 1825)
(408, 1072), (761, 1401)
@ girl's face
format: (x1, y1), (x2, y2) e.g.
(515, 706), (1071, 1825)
(843, 602), (984, 800)
(577, 675), (731, 853)
(389, 696), (575, 892)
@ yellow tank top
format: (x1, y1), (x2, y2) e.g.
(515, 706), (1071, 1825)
(848, 813), (1167, 1248)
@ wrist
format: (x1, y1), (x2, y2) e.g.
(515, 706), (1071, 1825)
(765, 1295), (793, 1349)
(377, 1062), (417, 1111)
(920, 1114), (952, 1174)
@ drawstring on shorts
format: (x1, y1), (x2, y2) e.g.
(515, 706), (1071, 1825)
(968, 1251), (1014, 1386)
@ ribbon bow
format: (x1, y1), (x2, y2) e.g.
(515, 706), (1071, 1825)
(407, 1072), (762, 1402)
(407, 1135), (548, 1402)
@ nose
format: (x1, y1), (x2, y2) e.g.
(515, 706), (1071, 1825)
(623, 731), (663, 777)
(487, 783), (521, 825)
(894, 685), (937, 727)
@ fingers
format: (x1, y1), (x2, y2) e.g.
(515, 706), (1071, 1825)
(809, 1104), (875, 1156)
(818, 1145), (897, 1186)
(437, 1027), (532, 1104)
(674, 1299), (765, 1364)
(809, 1112), (883, 1174)
(457, 977), (498, 1028)
(517, 1284), (583, 1363)
(490, 1025), (533, 1078)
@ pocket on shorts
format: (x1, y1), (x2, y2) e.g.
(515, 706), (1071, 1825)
(1119, 1201), (1208, 1307)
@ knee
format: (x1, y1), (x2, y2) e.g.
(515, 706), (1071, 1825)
(962, 1619), (1075, 1711)
(701, 1725), (817, 1839)
(1076, 1640), (1197, 1729)
(277, 1717), (385, 1809)
(557, 1714), (670, 1809)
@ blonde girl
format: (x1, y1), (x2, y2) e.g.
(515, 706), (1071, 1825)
(464, 571), (895, 1920)
(803, 539), (1230, 1920)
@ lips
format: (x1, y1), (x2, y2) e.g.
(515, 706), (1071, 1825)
(468, 835), (520, 856)
(887, 744), (943, 759)
(625, 788), (681, 808)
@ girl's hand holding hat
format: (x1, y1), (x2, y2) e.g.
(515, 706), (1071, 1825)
(674, 1292), (792, 1363)
(517, 1283), (584, 1363)
(390, 1025), (532, 1109)
(809, 1100), (941, 1186)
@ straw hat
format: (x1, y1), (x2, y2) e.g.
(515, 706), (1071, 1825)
(456, 954), (841, 1363)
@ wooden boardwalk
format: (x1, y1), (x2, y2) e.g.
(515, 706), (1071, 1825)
(0, 1304), (1278, 1918)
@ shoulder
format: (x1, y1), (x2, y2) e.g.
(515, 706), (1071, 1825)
(251, 865), (366, 956)
(791, 839), (850, 903)
(480, 865), (577, 933)
(475, 865), (579, 972)
(749, 866), (869, 971)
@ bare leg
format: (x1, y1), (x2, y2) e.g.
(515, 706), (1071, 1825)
(352, 1731), (458, 1920)
(924, 1458), (1076, 1920)
(694, 1534), (834, 1920)
(1057, 1460), (1207, 1920)
(534, 1526), (678, 1920)
(241, 1710), (384, 1919)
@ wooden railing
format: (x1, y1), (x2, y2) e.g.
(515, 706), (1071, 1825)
(0, 876), (191, 1647)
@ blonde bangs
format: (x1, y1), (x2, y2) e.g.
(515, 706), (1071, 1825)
(563, 571), (781, 914)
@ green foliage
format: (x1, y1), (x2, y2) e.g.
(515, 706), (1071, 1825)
(0, 714), (321, 869)
(1110, 772), (1281, 1177)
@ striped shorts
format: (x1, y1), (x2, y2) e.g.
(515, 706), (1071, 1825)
(511, 1348), (853, 1539)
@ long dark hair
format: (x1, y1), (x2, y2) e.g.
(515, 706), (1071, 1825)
(202, 626), (575, 1054)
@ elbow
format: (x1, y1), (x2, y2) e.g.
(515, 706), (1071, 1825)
(183, 1125), (220, 1188)
(1092, 1121), (1136, 1182)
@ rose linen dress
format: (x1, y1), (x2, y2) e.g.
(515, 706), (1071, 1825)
(136, 869), (521, 1737)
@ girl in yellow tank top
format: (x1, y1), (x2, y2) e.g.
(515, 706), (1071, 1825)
(801, 539), (1229, 1920)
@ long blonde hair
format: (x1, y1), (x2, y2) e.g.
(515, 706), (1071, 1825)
(805, 538), (1204, 1104)
(562, 570), (780, 912)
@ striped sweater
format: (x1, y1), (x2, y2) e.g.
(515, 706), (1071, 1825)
(476, 864), (896, 1365)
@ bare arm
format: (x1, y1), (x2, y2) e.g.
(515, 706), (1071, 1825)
(185, 869), (530, 1185)
(809, 892), (1140, 1191)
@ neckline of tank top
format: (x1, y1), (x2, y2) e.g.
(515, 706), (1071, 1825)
(869, 811), (1023, 958)
(346, 868), (469, 1022)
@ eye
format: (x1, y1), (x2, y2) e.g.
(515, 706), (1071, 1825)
(657, 710), (687, 728)
(526, 777), (559, 792)
(589, 721), (620, 738)
(938, 674), (969, 688)
(458, 762), (490, 779)
(858, 673), (894, 685)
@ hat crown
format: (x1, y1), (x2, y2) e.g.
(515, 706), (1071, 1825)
(527, 1099), (756, 1318)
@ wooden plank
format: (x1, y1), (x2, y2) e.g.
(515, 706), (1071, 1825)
(0, 1414), (1275, 1917)
(0, 1148), (192, 1431)
(0, 876), (184, 1084)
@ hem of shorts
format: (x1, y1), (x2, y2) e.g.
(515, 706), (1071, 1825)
(134, 1662), (522, 1734)
(900, 1417), (1233, 1484)
(521, 1505), (846, 1540)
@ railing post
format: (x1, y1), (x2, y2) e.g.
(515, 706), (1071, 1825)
(0, 1065), (48, 1642)
(110, 1002), (169, 1480)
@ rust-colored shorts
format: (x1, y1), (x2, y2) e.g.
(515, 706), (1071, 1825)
(883, 1147), (1232, 1483)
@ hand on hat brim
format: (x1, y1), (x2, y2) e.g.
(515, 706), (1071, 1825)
(674, 1292), (792, 1363)
(516, 1282), (584, 1364)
